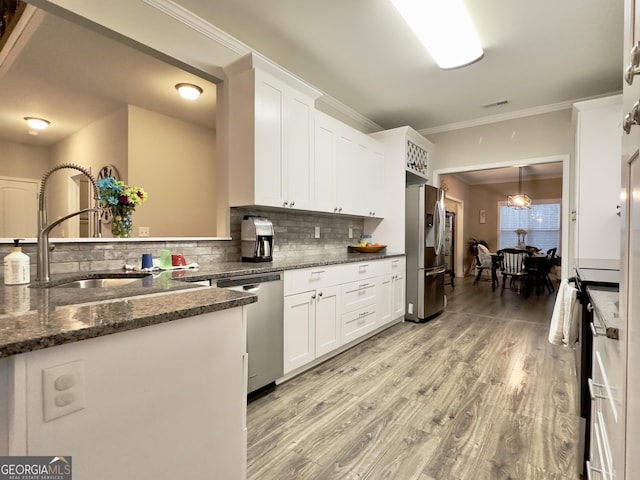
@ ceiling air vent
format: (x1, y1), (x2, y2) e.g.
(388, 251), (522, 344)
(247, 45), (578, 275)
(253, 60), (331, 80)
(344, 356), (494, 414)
(482, 100), (509, 108)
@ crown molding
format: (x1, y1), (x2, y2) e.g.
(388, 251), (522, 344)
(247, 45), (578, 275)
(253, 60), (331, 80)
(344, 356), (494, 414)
(316, 95), (383, 133)
(419, 91), (623, 136)
(144, 0), (383, 132)
(143, 0), (251, 56)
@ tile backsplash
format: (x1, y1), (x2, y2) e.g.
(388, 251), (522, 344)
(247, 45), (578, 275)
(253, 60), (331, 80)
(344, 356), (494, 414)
(1, 207), (364, 277)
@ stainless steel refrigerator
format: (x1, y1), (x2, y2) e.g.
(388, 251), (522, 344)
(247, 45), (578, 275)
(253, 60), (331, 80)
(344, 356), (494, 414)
(405, 184), (446, 322)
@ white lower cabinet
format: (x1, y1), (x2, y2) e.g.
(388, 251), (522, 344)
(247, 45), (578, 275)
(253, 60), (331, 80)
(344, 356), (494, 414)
(283, 291), (316, 373)
(283, 257), (405, 377)
(342, 306), (377, 344)
(315, 285), (341, 357)
(391, 269), (406, 319)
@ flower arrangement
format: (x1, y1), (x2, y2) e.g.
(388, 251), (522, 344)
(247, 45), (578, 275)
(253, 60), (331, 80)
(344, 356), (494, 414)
(97, 177), (148, 237)
(515, 228), (528, 248)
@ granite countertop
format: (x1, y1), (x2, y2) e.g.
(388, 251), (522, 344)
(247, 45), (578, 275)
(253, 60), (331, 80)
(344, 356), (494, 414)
(0, 251), (403, 358)
(169, 251), (405, 282)
(586, 286), (620, 339)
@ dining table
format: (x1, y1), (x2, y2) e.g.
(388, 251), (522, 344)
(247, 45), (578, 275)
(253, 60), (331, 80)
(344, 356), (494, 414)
(524, 251), (550, 294)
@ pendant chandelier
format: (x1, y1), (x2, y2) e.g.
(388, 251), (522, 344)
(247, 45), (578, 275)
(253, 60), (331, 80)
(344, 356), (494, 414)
(507, 167), (532, 209)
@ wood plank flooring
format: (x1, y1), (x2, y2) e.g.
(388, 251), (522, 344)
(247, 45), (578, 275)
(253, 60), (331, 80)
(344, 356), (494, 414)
(247, 277), (579, 480)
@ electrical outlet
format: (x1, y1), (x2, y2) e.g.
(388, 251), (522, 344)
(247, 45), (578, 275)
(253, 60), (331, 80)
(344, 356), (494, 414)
(315, 226), (320, 238)
(43, 360), (86, 422)
(349, 227), (353, 239)
(139, 226), (150, 237)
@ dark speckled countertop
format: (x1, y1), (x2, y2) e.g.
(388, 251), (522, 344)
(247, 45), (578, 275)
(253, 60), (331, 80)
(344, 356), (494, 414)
(1, 251), (403, 358)
(586, 286), (620, 337)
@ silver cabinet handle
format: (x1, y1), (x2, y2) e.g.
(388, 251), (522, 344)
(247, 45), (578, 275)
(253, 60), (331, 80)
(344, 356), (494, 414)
(587, 303), (593, 312)
(623, 100), (640, 134)
(626, 41), (640, 85)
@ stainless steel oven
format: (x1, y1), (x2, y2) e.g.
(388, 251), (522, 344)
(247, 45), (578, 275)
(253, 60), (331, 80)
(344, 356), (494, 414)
(574, 266), (619, 476)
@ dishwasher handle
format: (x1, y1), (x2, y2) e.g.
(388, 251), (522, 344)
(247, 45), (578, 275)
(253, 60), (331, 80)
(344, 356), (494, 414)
(216, 272), (282, 288)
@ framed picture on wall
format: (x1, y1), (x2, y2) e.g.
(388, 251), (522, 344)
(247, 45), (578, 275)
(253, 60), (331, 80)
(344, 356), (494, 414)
(479, 209), (487, 224)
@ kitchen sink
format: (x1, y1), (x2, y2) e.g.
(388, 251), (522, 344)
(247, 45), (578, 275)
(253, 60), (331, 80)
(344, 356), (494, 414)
(52, 274), (151, 289)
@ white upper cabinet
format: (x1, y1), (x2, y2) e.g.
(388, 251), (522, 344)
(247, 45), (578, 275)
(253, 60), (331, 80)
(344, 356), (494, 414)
(226, 54), (320, 210)
(314, 111), (385, 217)
(572, 95), (622, 262)
(367, 126), (434, 253)
(314, 111), (339, 213)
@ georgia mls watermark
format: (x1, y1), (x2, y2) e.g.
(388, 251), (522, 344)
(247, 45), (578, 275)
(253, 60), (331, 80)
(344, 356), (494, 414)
(0, 456), (72, 480)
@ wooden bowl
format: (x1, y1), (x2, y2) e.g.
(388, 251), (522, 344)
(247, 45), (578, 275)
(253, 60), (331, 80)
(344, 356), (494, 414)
(351, 245), (386, 253)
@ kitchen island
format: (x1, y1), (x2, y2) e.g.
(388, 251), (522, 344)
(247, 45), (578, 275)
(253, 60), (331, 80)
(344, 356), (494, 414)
(0, 272), (256, 480)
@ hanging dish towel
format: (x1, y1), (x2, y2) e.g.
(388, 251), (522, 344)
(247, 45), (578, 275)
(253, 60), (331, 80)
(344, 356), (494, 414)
(549, 278), (579, 346)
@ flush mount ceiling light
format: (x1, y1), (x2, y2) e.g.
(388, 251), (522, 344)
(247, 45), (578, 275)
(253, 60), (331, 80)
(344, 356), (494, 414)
(24, 117), (50, 130)
(507, 167), (532, 209)
(390, 0), (484, 70)
(175, 83), (203, 101)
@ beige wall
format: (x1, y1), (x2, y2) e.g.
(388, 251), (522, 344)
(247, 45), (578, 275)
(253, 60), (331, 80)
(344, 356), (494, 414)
(128, 105), (217, 237)
(0, 140), (50, 180)
(427, 109), (574, 171)
(430, 109), (573, 276)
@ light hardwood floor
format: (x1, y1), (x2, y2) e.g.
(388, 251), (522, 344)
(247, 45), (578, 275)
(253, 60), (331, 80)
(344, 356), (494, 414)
(247, 276), (579, 480)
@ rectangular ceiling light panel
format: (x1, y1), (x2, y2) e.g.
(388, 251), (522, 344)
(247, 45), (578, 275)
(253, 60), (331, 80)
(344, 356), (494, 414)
(390, 0), (484, 69)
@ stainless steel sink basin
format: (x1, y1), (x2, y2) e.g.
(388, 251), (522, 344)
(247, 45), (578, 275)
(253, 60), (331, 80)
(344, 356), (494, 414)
(53, 275), (150, 289)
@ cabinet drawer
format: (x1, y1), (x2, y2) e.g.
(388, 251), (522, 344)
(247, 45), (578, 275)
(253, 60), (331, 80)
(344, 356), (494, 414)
(341, 261), (385, 280)
(284, 265), (341, 295)
(342, 306), (376, 343)
(384, 257), (406, 275)
(341, 280), (376, 313)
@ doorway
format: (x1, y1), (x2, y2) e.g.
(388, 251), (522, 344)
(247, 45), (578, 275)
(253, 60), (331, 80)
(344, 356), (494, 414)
(432, 154), (571, 279)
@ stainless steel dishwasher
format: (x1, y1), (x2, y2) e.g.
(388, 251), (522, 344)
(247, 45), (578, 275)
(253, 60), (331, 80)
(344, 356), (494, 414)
(216, 272), (283, 394)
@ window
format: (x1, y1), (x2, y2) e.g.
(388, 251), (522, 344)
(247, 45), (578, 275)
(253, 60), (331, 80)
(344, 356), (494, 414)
(498, 199), (561, 253)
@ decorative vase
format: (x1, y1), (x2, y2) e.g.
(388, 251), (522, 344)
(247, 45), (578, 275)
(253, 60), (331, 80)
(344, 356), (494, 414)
(111, 208), (133, 238)
(517, 232), (526, 249)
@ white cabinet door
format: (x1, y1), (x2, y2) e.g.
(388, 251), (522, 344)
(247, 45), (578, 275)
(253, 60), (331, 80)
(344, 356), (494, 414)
(228, 64), (316, 211)
(376, 276), (393, 326)
(283, 291), (316, 374)
(314, 112), (338, 213)
(254, 73), (286, 207)
(315, 285), (341, 357)
(573, 96), (622, 262)
(284, 91), (315, 211)
(391, 271), (406, 320)
(336, 128), (359, 215)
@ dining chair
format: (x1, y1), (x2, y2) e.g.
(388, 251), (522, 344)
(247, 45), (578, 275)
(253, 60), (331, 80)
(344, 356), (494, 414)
(496, 248), (531, 295)
(473, 252), (494, 287)
(541, 247), (557, 293)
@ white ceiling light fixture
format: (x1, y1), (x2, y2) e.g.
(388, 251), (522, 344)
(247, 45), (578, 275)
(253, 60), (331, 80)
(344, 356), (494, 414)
(24, 117), (50, 130)
(175, 83), (203, 101)
(390, 0), (484, 70)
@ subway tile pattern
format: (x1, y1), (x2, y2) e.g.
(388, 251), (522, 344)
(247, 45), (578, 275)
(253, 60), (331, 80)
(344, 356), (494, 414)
(1, 208), (365, 276)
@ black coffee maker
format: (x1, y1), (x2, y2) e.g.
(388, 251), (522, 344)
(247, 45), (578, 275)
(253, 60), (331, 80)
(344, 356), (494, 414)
(241, 216), (274, 262)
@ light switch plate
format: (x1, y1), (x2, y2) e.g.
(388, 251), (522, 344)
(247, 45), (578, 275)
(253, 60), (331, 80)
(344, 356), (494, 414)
(349, 228), (353, 239)
(314, 226), (320, 238)
(43, 360), (86, 422)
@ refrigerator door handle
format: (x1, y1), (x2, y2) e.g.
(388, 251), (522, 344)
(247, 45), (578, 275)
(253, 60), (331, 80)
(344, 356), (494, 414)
(425, 267), (446, 276)
(433, 202), (441, 255)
